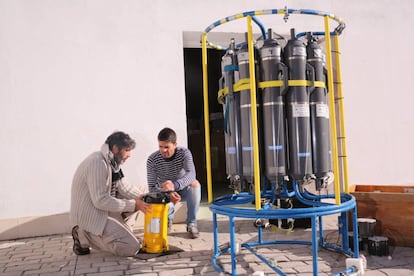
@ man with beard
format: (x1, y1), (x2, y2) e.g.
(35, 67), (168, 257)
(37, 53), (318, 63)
(70, 131), (150, 257)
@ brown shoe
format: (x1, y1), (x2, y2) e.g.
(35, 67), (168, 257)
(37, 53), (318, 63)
(71, 225), (90, 255)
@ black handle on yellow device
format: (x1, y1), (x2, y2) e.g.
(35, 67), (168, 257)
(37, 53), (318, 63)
(143, 192), (171, 204)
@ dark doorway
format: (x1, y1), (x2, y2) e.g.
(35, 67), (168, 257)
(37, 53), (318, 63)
(183, 48), (229, 202)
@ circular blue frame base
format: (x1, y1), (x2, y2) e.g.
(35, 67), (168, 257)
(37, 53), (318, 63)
(209, 191), (360, 276)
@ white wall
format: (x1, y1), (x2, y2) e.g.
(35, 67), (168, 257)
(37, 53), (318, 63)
(1, 0), (413, 238)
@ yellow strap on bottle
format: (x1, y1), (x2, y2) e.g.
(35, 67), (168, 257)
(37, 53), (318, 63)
(217, 87), (228, 104)
(258, 80), (284, 88)
(233, 78), (251, 92)
(314, 81), (326, 88)
(217, 79), (326, 104)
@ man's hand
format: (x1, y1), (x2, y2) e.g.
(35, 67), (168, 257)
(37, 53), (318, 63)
(161, 180), (175, 192)
(135, 197), (151, 214)
(159, 181), (180, 203)
(169, 192), (181, 204)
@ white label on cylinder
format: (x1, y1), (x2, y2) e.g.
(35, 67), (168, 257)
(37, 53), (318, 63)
(316, 103), (329, 118)
(150, 218), (160, 234)
(313, 48), (323, 58)
(261, 47), (281, 58)
(293, 46), (306, 56)
(292, 103), (310, 117)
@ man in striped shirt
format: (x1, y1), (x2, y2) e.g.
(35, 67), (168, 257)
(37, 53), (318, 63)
(70, 131), (151, 256)
(147, 127), (201, 239)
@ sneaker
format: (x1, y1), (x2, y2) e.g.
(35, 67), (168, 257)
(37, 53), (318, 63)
(186, 223), (199, 239)
(71, 225), (90, 255)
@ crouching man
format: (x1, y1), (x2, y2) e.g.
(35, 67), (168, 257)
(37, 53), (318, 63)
(70, 131), (150, 256)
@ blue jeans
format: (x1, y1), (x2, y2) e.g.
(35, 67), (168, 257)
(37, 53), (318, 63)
(168, 181), (201, 225)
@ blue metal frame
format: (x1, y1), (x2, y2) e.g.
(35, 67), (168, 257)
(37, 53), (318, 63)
(209, 181), (360, 275)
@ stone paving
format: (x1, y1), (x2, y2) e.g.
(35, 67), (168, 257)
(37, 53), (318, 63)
(1, 212), (414, 275)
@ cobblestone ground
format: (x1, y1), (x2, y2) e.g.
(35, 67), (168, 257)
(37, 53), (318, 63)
(1, 215), (414, 275)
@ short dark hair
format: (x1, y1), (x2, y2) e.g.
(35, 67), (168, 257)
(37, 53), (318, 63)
(105, 131), (136, 150)
(158, 127), (177, 143)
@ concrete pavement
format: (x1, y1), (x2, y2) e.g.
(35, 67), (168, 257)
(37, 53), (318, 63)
(1, 207), (414, 276)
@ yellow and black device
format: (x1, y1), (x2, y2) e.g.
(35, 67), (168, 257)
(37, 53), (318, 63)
(142, 192), (170, 253)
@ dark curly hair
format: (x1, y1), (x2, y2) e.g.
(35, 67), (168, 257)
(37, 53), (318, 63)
(105, 131), (136, 150)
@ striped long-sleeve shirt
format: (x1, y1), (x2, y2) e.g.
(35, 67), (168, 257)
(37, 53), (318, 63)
(146, 147), (196, 192)
(70, 144), (143, 235)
